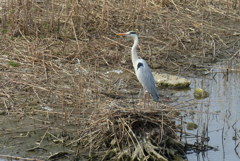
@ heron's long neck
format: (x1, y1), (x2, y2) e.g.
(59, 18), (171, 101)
(131, 36), (139, 68)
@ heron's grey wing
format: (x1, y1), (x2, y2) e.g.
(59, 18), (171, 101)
(135, 59), (159, 101)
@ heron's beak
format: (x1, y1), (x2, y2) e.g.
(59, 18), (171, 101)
(116, 33), (128, 36)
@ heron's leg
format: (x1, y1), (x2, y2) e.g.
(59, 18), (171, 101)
(138, 88), (142, 99)
(139, 88), (146, 108)
(147, 93), (150, 108)
(143, 91), (146, 108)
(144, 92), (150, 108)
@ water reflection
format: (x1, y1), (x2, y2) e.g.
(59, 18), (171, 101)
(173, 60), (240, 161)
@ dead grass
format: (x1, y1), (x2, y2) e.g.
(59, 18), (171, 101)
(69, 105), (183, 160)
(1, 0), (240, 70)
(0, 0), (240, 160)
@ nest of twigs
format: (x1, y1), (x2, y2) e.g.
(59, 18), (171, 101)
(73, 105), (185, 161)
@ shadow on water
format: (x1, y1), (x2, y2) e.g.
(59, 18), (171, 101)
(172, 59), (240, 161)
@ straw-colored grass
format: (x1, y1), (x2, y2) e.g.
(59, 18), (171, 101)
(69, 105), (183, 160)
(0, 0), (239, 160)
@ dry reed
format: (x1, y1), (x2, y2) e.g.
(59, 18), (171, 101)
(0, 0), (239, 160)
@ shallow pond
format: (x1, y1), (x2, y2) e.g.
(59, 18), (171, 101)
(172, 60), (240, 161)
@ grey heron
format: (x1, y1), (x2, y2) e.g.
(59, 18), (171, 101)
(116, 31), (160, 102)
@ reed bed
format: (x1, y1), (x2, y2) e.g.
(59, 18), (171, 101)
(0, 0), (239, 160)
(71, 105), (184, 161)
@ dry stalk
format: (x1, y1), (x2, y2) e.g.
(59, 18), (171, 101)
(73, 106), (184, 160)
(0, 0), (239, 160)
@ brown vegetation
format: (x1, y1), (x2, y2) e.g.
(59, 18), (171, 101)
(0, 0), (239, 160)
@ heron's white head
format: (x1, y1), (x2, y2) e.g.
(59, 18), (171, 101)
(116, 31), (138, 39)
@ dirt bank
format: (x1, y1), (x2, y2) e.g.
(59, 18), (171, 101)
(0, 0), (239, 160)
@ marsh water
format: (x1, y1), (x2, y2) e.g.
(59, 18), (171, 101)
(172, 60), (240, 161)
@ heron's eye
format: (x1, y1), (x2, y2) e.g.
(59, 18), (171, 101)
(130, 31), (136, 35)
